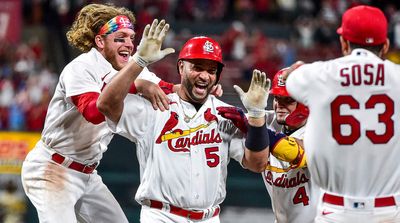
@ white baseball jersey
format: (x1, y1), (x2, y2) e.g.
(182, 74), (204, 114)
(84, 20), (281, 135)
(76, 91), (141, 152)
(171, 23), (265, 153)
(107, 93), (244, 211)
(262, 111), (319, 223)
(40, 48), (159, 163)
(286, 48), (400, 198)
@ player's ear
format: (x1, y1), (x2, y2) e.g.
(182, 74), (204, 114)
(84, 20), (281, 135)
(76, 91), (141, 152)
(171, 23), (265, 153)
(178, 60), (185, 75)
(380, 38), (390, 57)
(95, 35), (105, 49)
(340, 36), (351, 55)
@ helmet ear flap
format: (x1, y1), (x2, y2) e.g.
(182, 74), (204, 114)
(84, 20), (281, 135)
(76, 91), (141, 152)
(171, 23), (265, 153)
(216, 63), (223, 83)
(284, 103), (309, 127)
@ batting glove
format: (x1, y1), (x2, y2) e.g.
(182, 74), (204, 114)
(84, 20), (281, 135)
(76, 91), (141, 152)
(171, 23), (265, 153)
(233, 69), (271, 118)
(132, 19), (175, 68)
(217, 106), (248, 134)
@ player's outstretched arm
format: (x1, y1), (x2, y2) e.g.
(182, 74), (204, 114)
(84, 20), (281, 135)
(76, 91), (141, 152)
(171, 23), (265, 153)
(235, 69), (271, 173)
(97, 19), (175, 123)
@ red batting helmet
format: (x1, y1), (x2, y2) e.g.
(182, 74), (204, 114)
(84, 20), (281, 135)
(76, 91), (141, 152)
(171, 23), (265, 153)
(178, 36), (224, 81)
(270, 68), (290, 96)
(179, 36), (224, 65)
(270, 68), (309, 127)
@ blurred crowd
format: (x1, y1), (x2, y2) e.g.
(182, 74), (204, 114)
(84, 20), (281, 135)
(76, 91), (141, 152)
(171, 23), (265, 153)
(0, 180), (26, 223)
(0, 38), (57, 131)
(1, 0), (400, 132)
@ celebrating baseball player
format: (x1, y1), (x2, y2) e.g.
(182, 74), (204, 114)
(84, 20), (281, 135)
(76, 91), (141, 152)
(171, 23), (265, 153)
(285, 5), (400, 223)
(97, 32), (287, 222)
(262, 69), (318, 223)
(20, 4), (176, 223)
(218, 68), (319, 222)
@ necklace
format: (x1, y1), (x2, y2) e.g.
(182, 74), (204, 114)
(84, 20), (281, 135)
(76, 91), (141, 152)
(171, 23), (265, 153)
(179, 98), (196, 123)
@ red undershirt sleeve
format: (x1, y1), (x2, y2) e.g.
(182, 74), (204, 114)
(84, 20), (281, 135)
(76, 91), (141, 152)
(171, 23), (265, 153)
(71, 92), (105, 125)
(158, 80), (174, 95)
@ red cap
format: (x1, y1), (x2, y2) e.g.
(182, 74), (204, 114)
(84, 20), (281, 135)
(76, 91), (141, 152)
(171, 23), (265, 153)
(337, 5), (387, 46)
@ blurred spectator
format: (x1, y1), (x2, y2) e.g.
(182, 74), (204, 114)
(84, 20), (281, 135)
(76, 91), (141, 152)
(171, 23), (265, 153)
(244, 28), (282, 81)
(0, 180), (26, 223)
(294, 16), (316, 49)
(275, 39), (297, 67)
(174, 0), (196, 20)
(277, 0), (298, 22)
(220, 21), (247, 60)
(233, 0), (255, 22)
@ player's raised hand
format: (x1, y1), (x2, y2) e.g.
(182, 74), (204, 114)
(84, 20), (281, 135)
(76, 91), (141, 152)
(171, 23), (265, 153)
(233, 69), (271, 118)
(132, 19), (175, 68)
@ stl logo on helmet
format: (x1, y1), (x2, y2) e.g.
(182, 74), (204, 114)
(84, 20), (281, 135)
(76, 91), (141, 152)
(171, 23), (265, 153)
(277, 74), (286, 87)
(203, 41), (214, 53)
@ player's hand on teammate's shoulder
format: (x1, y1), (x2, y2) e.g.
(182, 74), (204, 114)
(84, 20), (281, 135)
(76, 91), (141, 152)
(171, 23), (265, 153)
(135, 79), (170, 111)
(211, 84), (223, 97)
(281, 61), (304, 81)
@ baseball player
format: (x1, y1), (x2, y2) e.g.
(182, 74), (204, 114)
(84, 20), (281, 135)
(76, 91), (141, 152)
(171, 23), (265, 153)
(20, 4), (175, 223)
(218, 68), (318, 222)
(285, 5), (400, 223)
(97, 33), (284, 222)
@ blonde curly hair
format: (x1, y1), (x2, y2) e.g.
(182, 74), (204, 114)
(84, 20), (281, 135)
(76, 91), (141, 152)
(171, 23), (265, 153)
(66, 3), (136, 53)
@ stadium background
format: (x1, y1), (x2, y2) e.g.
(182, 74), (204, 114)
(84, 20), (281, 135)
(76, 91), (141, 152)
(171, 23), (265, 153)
(1, 0), (400, 222)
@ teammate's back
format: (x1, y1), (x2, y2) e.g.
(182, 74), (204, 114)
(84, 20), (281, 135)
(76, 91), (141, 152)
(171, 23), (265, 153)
(286, 5), (400, 222)
(289, 51), (400, 197)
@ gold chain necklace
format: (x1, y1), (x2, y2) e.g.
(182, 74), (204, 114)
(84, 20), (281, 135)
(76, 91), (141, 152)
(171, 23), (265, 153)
(179, 98), (196, 123)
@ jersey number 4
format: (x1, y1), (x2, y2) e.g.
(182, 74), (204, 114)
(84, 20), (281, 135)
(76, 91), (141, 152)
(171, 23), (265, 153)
(331, 94), (394, 145)
(293, 186), (309, 206)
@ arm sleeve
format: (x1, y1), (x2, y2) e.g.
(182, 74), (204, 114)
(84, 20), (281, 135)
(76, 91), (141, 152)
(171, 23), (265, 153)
(158, 80), (175, 95)
(71, 92), (105, 124)
(64, 62), (102, 98)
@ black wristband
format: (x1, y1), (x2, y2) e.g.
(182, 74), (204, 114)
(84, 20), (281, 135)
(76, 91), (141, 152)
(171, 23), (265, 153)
(245, 125), (269, 152)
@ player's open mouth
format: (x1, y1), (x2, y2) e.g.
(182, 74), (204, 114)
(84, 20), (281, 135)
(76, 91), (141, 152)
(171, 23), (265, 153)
(194, 83), (207, 95)
(118, 51), (130, 62)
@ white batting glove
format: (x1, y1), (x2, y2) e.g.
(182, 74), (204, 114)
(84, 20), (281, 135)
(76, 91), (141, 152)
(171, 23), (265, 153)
(233, 69), (271, 118)
(132, 19), (175, 68)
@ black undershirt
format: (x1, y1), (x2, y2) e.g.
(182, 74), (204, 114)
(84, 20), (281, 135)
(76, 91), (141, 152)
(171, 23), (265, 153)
(283, 126), (299, 136)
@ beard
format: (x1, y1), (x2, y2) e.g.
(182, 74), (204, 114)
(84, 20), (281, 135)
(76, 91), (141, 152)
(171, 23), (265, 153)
(181, 77), (213, 104)
(276, 113), (289, 125)
(104, 47), (124, 71)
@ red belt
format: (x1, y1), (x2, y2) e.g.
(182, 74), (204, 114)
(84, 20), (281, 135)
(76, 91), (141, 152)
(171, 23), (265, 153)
(323, 193), (396, 207)
(149, 200), (220, 220)
(51, 153), (98, 174)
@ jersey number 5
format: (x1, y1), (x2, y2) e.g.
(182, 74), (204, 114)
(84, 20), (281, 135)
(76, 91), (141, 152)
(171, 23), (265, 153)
(205, 147), (220, 168)
(331, 94), (394, 145)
